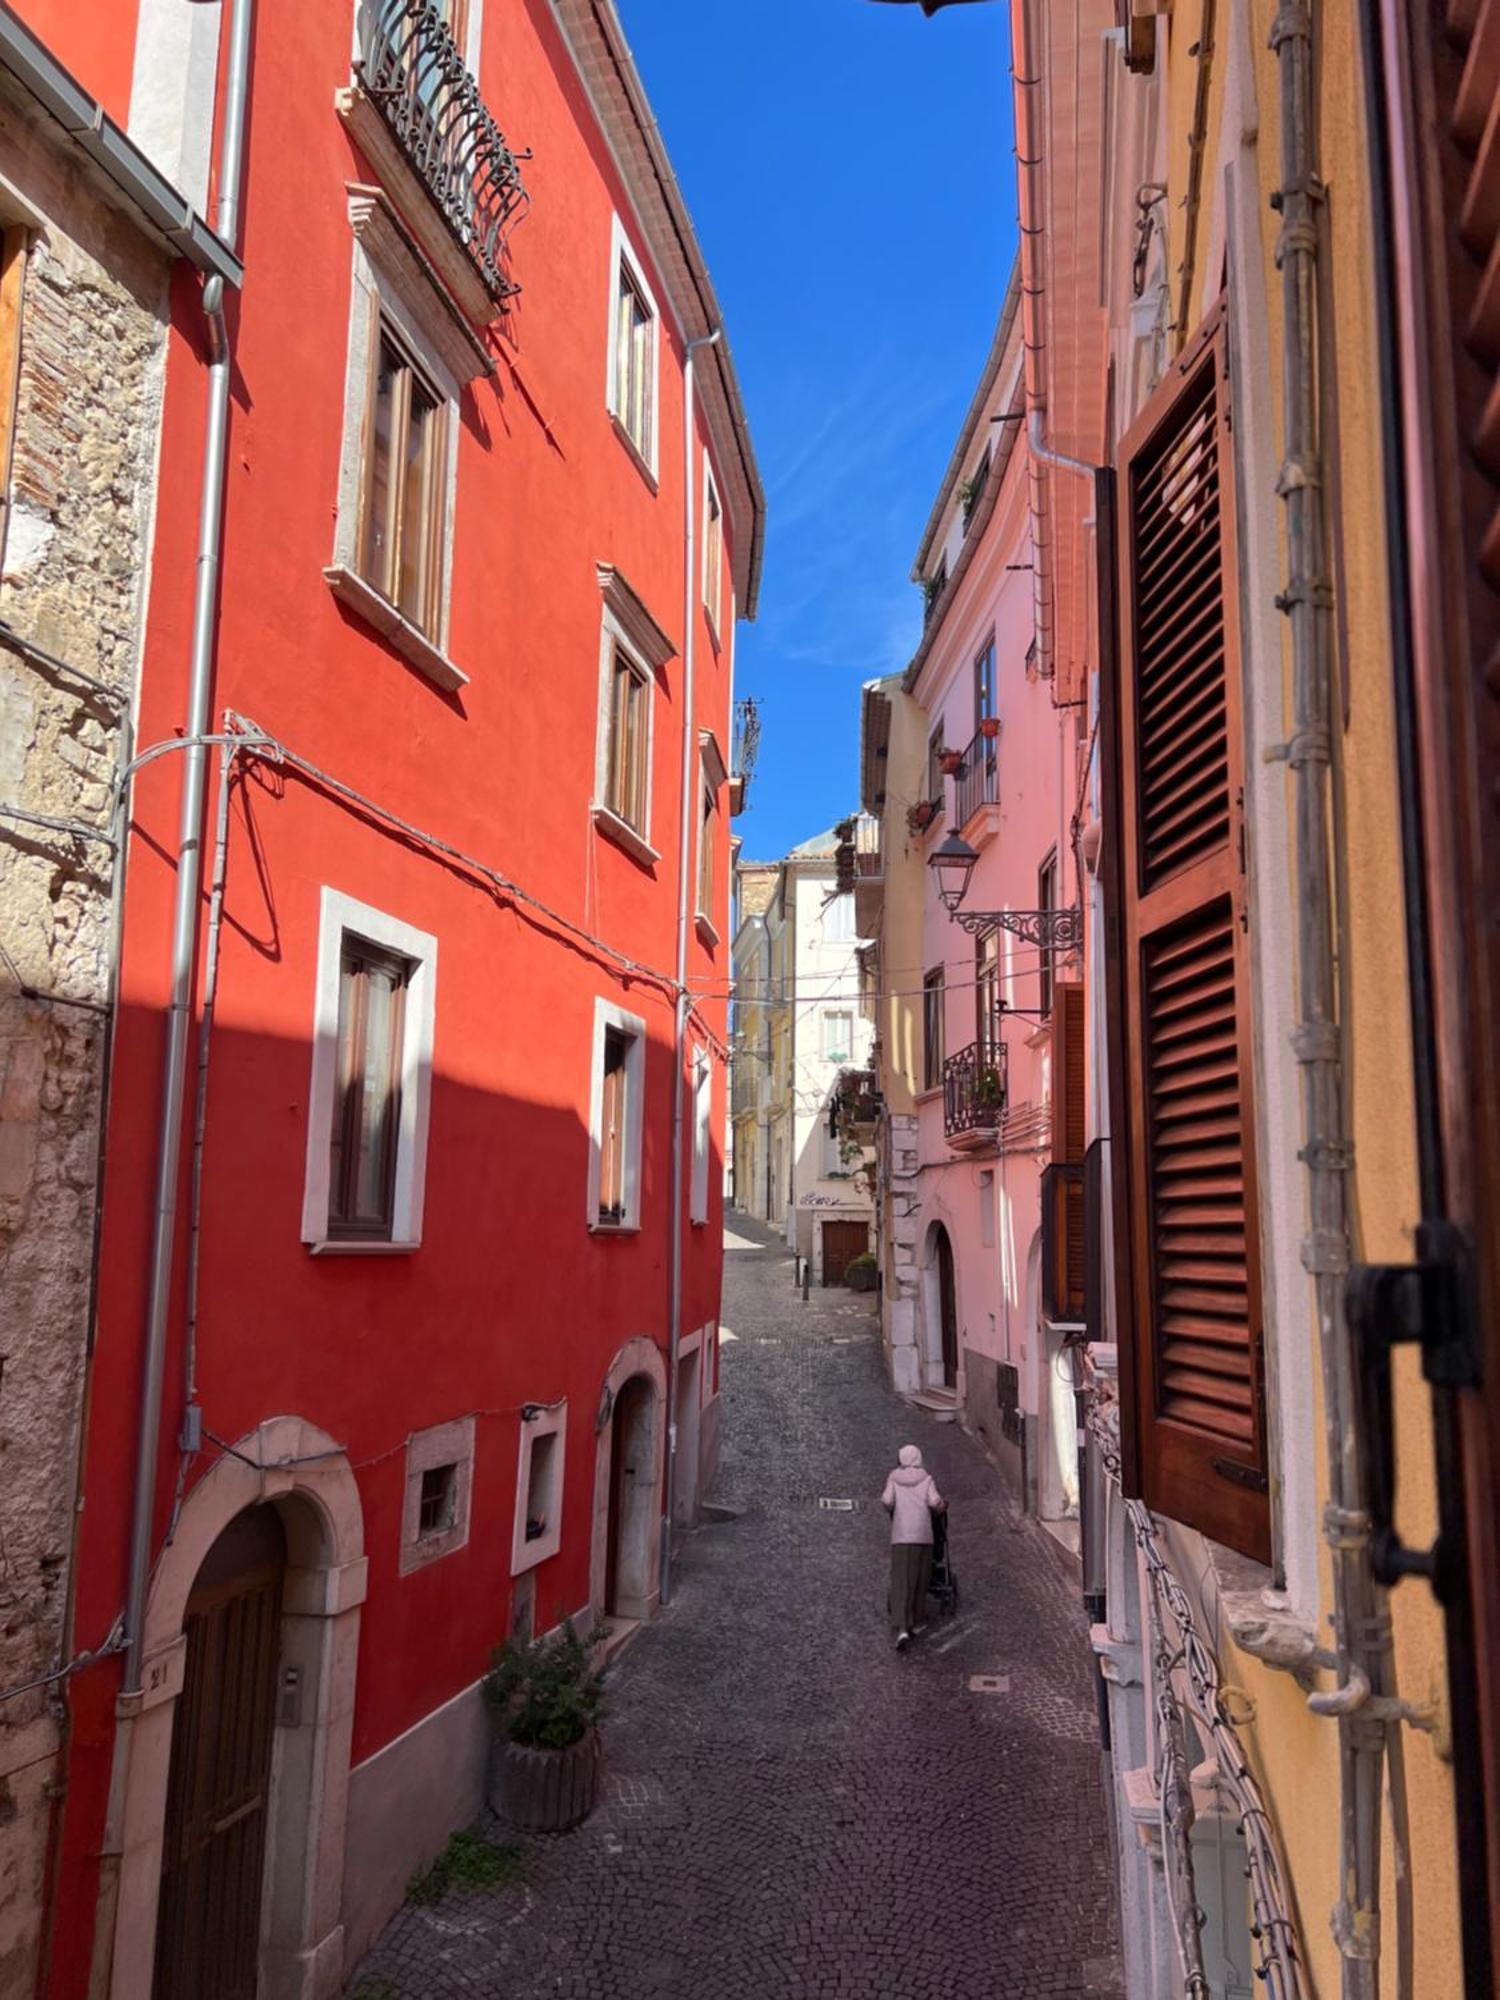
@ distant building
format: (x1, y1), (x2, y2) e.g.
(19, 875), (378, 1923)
(731, 834), (874, 1283)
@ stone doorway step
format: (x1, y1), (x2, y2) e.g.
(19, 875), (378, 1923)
(903, 1389), (960, 1422)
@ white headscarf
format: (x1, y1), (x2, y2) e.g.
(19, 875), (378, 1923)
(898, 1444), (923, 1469)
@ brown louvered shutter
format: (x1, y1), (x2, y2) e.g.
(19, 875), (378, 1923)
(1043, 982), (1087, 1321)
(1114, 298), (1269, 1562)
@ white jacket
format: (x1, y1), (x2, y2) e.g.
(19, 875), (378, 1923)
(881, 1463), (944, 1544)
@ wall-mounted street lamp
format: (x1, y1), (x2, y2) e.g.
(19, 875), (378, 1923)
(927, 829), (1084, 950)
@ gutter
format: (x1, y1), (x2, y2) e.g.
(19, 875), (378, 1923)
(0, 7), (243, 287)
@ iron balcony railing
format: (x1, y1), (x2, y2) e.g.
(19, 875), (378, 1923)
(950, 726), (999, 829)
(356, 0), (530, 302)
(834, 811), (883, 895)
(943, 1039), (1007, 1139)
(831, 1067), (881, 1134)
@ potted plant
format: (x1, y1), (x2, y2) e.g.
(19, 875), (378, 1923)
(938, 748), (965, 777)
(907, 799), (938, 834)
(978, 716), (1001, 741)
(845, 1250), (879, 1293)
(975, 1065), (1005, 1114)
(484, 1619), (606, 1832)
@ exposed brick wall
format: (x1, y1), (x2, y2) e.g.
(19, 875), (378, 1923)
(0, 80), (169, 1997)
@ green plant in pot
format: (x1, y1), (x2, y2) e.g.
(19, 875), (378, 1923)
(483, 1619), (606, 1832)
(976, 1066), (1005, 1113)
(845, 1250), (879, 1293)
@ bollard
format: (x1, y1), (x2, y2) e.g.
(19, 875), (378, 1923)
(802, 1264), (810, 1303)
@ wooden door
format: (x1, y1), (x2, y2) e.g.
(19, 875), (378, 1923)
(936, 1228), (959, 1388)
(821, 1219), (868, 1286)
(155, 1506), (285, 2000)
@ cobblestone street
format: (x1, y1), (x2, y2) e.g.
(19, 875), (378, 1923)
(351, 1218), (1124, 1999)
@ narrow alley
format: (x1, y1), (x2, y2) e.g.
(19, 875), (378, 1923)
(351, 1219), (1124, 2000)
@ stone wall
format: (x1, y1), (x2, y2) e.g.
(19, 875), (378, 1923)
(0, 79), (170, 1997)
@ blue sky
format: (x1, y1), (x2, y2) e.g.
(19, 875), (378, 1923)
(619, 0), (1017, 863)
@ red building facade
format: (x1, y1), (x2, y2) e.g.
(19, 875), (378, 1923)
(3, 2), (761, 1992)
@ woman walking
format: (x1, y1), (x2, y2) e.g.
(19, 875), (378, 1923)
(881, 1444), (944, 1650)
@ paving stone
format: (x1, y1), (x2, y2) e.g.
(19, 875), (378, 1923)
(348, 1214), (1125, 1999)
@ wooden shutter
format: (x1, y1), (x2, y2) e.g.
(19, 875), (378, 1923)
(1043, 982), (1087, 1321)
(1113, 298), (1270, 1562)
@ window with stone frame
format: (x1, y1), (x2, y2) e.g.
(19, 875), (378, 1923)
(329, 936), (413, 1241)
(358, 318), (449, 638)
(604, 646), (651, 835)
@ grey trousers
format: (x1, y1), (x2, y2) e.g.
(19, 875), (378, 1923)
(888, 1542), (933, 1632)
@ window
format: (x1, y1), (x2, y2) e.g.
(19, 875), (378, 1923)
(593, 565), (676, 866)
(923, 968), (945, 1092)
(605, 648), (650, 834)
(690, 1051), (712, 1224)
(976, 933), (999, 1060)
(359, 323), (449, 637)
(1037, 849), (1058, 1019)
(923, 556), (948, 627)
(1106, 299), (1269, 1562)
(822, 1010), (853, 1062)
(302, 890), (436, 1252)
(821, 893), (855, 941)
(418, 1463), (457, 1538)
(607, 220), (659, 474)
(962, 444), (991, 530)
(511, 1402), (566, 1574)
(703, 457), (723, 629)
(328, 203), (473, 691)
(589, 1000), (646, 1231)
(329, 938), (410, 1239)
(974, 638), (997, 726)
(698, 776), (716, 917)
(926, 729), (947, 808)
(400, 1416), (474, 1574)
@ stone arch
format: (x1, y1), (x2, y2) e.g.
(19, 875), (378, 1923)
(919, 1212), (960, 1391)
(107, 1417), (365, 2000)
(588, 1337), (668, 1627)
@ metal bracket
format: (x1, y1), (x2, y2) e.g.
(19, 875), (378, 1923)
(1346, 1219), (1480, 1595)
(950, 905), (1083, 951)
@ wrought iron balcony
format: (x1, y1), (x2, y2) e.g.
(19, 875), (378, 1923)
(831, 1067), (881, 1136)
(943, 1040), (1007, 1142)
(950, 726), (999, 831)
(355, 0), (529, 303)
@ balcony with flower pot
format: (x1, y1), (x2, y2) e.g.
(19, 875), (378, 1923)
(949, 722), (1002, 848)
(943, 1040), (1007, 1152)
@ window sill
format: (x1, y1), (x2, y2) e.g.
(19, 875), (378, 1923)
(307, 1237), (421, 1256)
(695, 911), (720, 949)
(915, 1085), (944, 1105)
(511, 1532), (563, 1577)
(589, 1218), (642, 1237)
(324, 565), (468, 692)
(592, 803), (659, 870)
(608, 412), (659, 493)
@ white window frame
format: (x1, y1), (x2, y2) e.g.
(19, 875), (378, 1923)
(592, 565), (676, 869)
(690, 1050), (711, 1225)
(702, 450), (723, 634)
(605, 214), (660, 481)
(695, 729), (728, 941)
(587, 998), (647, 1233)
(302, 887), (437, 1253)
(400, 1415), (475, 1575)
(822, 1009), (853, 1063)
(511, 1401), (566, 1575)
(327, 198), (475, 691)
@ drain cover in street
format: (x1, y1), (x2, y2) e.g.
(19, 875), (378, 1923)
(968, 1673), (1012, 1694)
(818, 1497), (857, 1511)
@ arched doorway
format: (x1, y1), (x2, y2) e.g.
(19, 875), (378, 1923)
(934, 1224), (959, 1389)
(155, 1505), (286, 2000)
(606, 1375), (658, 1621)
(103, 1416), (364, 2000)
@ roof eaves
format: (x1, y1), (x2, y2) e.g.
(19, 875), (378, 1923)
(0, 12), (243, 287)
(910, 256), (1021, 582)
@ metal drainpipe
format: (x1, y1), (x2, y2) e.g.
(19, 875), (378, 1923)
(1269, 1), (1393, 1991)
(121, 0), (255, 1698)
(662, 325), (721, 1608)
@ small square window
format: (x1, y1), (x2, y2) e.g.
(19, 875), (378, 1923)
(418, 1463), (457, 1538)
(400, 1416), (474, 1575)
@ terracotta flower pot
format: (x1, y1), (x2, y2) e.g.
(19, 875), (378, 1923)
(488, 1727), (601, 1832)
(978, 717), (1001, 740)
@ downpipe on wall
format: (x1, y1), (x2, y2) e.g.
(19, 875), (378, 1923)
(121, 0), (254, 1701)
(1269, 1), (1402, 1992)
(662, 325), (721, 1609)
